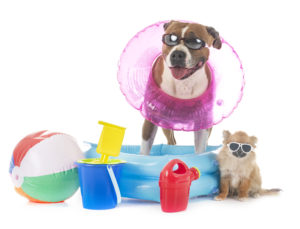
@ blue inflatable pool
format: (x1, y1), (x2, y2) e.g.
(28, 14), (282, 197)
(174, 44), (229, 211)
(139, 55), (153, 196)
(84, 143), (220, 202)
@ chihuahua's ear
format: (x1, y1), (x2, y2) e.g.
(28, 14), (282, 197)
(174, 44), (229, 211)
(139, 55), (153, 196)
(250, 136), (258, 146)
(206, 26), (222, 49)
(223, 130), (231, 142)
(163, 20), (175, 31)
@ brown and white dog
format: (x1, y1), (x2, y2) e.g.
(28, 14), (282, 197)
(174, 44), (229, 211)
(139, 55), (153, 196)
(140, 21), (222, 155)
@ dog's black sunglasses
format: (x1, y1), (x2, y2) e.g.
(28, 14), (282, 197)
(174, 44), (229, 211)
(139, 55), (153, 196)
(227, 142), (253, 153)
(162, 34), (206, 50)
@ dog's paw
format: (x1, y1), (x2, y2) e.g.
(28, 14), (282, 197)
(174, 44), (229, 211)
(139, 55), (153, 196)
(252, 193), (260, 198)
(214, 195), (226, 201)
(238, 196), (248, 201)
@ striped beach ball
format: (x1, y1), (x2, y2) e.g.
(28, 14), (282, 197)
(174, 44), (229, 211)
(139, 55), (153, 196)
(9, 131), (83, 203)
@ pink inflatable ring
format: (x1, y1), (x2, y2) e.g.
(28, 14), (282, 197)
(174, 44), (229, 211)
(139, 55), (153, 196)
(118, 21), (244, 131)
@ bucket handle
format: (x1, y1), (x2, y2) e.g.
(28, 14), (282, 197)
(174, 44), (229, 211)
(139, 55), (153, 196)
(107, 165), (121, 204)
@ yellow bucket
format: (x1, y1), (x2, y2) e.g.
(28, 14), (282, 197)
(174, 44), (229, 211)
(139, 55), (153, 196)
(96, 121), (126, 163)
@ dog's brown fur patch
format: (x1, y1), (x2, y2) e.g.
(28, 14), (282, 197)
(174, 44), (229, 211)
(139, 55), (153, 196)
(152, 56), (164, 85)
(142, 119), (156, 141)
(185, 23), (215, 47)
(205, 64), (211, 84)
(162, 128), (176, 145)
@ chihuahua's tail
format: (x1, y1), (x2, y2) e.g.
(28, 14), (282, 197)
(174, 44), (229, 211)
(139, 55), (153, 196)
(259, 188), (282, 195)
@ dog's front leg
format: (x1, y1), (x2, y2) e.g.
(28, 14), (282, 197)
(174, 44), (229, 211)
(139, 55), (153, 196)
(194, 128), (210, 154)
(238, 178), (251, 201)
(140, 119), (158, 155)
(215, 175), (230, 201)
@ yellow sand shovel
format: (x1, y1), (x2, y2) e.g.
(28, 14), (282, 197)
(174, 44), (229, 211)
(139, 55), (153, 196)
(96, 121), (126, 164)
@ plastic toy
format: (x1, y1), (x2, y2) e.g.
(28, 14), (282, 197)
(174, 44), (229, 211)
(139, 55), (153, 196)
(159, 159), (200, 212)
(76, 159), (125, 210)
(9, 131), (83, 203)
(76, 121), (126, 210)
(118, 21), (244, 131)
(96, 121), (126, 163)
(84, 143), (220, 202)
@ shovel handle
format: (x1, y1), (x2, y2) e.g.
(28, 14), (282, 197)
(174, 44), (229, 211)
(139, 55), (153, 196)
(100, 154), (109, 163)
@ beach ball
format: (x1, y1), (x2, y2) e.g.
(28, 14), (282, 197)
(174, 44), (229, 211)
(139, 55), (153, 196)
(9, 130), (83, 203)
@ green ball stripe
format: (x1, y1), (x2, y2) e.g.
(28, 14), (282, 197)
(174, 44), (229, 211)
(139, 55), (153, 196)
(21, 168), (79, 202)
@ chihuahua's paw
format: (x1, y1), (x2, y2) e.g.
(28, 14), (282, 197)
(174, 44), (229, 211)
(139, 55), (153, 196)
(215, 195), (226, 201)
(252, 193), (260, 198)
(238, 196), (248, 201)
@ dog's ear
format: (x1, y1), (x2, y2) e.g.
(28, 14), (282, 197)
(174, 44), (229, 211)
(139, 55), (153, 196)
(250, 136), (258, 147)
(163, 21), (175, 31)
(206, 26), (222, 49)
(223, 130), (231, 143)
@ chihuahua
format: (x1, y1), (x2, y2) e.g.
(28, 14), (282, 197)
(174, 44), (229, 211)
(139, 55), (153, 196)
(215, 130), (280, 201)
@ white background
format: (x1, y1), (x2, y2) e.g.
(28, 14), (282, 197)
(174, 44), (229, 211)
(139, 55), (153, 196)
(0, 0), (299, 228)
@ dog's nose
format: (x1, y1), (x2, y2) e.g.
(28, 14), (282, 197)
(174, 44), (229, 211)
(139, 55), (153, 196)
(232, 148), (246, 158)
(170, 50), (186, 67)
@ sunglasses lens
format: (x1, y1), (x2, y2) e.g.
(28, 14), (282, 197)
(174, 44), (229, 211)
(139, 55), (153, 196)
(229, 143), (239, 151)
(185, 38), (205, 49)
(242, 144), (252, 153)
(163, 34), (178, 46)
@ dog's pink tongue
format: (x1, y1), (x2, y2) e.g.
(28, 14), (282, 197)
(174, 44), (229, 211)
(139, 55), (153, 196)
(170, 67), (189, 80)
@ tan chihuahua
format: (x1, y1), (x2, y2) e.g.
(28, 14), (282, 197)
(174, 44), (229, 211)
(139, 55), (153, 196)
(215, 130), (280, 201)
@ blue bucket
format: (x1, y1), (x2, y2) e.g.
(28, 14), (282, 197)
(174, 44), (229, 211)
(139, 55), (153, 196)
(75, 159), (125, 210)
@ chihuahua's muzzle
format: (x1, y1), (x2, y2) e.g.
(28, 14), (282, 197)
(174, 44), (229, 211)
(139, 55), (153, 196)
(232, 148), (247, 158)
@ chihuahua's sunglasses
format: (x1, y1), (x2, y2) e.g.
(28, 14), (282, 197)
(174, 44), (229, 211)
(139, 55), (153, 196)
(227, 142), (253, 153)
(162, 34), (206, 50)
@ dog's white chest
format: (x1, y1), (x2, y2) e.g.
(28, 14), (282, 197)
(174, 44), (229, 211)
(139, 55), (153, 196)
(174, 78), (200, 98)
(220, 155), (253, 188)
(231, 174), (241, 188)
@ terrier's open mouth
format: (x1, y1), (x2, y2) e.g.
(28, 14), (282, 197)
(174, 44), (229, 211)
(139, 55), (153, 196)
(169, 60), (205, 80)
